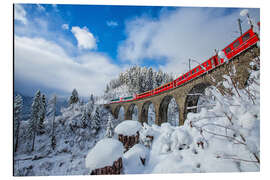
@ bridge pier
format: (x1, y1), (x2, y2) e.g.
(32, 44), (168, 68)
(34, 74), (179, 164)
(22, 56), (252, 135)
(175, 98), (186, 126)
(124, 106), (131, 120)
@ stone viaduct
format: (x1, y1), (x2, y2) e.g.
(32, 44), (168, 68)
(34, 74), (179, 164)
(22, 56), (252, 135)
(104, 46), (259, 126)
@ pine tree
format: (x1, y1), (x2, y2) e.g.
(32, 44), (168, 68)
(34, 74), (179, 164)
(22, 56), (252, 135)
(14, 94), (23, 152)
(91, 106), (101, 134)
(81, 107), (88, 128)
(37, 94), (46, 134)
(28, 90), (41, 151)
(69, 89), (79, 105)
(89, 94), (95, 105)
(48, 95), (57, 150)
(105, 115), (114, 138)
(146, 67), (154, 91)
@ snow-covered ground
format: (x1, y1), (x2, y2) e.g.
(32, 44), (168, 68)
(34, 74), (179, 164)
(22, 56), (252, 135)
(14, 103), (109, 176)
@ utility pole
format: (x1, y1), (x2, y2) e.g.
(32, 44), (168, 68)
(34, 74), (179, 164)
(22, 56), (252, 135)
(238, 18), (242, 36)
(189, 59), (191, 71)
(247, 12), (253, 29)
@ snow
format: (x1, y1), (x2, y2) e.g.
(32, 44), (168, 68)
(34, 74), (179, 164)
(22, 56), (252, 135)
(170, 128), (193, 151)
(14, 57), (260, 176)
(85, 138), (124, 171)
(115, 120), (142, 136)
(123, 144), (150, 174)
(151, 152), (200, 174)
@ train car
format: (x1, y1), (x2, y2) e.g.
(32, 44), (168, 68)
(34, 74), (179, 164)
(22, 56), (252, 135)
(122, 96), (133, 101)
(223, 27), (259, 60)
(153, 81), (173, 95)
(136, 89), (153, 99)
(111, 98), (120, 103)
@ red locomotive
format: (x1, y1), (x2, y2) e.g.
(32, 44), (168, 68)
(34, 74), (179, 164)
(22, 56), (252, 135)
(111, 23), (259, 104)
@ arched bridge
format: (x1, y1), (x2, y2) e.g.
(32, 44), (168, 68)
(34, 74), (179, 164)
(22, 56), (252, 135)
(104, 46), (259, 126)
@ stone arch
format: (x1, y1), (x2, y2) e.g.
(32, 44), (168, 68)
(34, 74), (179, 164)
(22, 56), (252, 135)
(114, 105), (124, 120)
(141, 101), (155, 125)
(158, 95), (180, 126)
(126, 104), (138, 120)
(184, 82), (211, 117)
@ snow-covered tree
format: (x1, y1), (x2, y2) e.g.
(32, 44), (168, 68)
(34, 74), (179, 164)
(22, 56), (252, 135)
(89, 94), (95, 105)
(37, 94), (46, 134)
(91, 106), (101, 135)
(146, 67), (154, 90)
(28, 90), (42, 151)
(14, 94), (23, 152)
(48, 95), (57, 150)
(69, 89), (79, 105)
(105, 115), (114, 138)
(81, 108), (89, 129)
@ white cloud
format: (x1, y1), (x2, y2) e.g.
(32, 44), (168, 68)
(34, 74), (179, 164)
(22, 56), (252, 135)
(71, 26), (97, 50)
(107, 21), (118, 27)
(14, 4), (27, 25)
(37, 4), (45, 12)
(62, 24), (69, 30)
(14, 36), (121, 96)
(118, 8), (260, 75)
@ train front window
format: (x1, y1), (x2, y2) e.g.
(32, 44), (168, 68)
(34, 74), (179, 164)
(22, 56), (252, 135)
(242, 33), (250, 42)
(233, 40), (240, 48)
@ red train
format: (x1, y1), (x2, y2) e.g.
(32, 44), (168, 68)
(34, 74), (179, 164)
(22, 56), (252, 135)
(111, 24), (259, 104)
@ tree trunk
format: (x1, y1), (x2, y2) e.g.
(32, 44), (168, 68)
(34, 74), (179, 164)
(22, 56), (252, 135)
(51, 109), (56, 150)
(32, 131), (36, 152)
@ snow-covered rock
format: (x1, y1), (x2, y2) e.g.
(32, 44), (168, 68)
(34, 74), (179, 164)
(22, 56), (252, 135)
(123, 144), (149, 174)
(115, 120), (142, 136)
(85, 138), (124, 171)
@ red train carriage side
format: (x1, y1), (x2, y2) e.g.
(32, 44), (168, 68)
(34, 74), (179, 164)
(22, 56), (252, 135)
(223, 28), (259, 60)
(153, 81), (173, 95)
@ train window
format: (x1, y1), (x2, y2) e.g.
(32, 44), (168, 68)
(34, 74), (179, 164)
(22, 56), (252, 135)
(233, 40), (240, 48)
(197, 67), (200, 71)
(242, 33), (250, 42)
(225, 47), (231, 54)
(211, 59), (214, 65)
(206, 62), (209, 66)
(192, 70), (195, 74)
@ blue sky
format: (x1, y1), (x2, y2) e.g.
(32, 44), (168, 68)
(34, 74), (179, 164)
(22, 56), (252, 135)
(14, 4), (259, 97)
